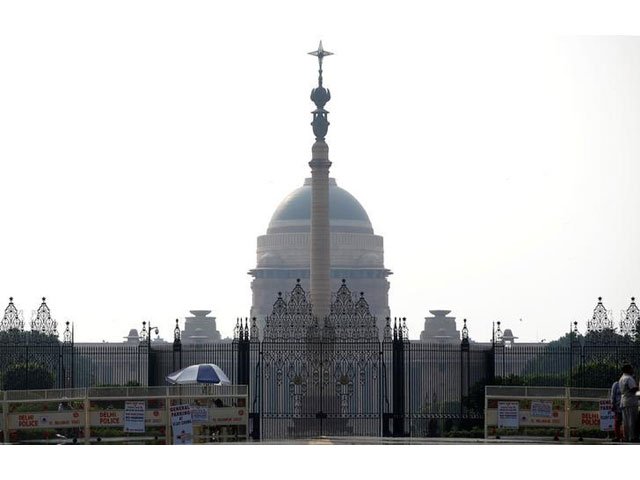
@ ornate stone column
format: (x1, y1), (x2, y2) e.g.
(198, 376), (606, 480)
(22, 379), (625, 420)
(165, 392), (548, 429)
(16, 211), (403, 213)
(308, 42), (333, 319)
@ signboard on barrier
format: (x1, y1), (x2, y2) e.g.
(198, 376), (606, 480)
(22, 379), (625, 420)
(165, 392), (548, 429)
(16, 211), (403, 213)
(88, 409), (165, 427)
(170, 404), (193, 445)
(8, 411), (83, 430)
(190, 406), (208, 424)
(599, 400), (614, 432)
(209, 407), (247, 425)
(497, 401), (519, 429)
(531, 401), (553, 418)
(1, 385), (249, 444)
(124, 401), (146, 433)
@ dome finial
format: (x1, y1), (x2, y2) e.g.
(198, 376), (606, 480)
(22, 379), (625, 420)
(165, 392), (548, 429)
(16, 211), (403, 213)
(308, 41), (333, 140)
(308, 41), (333, 88)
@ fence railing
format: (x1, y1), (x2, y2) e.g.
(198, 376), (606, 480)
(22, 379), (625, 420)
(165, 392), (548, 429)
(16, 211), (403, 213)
(1, 339), (639, 439)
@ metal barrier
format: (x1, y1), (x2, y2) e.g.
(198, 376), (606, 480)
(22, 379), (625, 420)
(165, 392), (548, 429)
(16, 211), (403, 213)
(0, 385), (248, 444)
(484, 385), (611, 440)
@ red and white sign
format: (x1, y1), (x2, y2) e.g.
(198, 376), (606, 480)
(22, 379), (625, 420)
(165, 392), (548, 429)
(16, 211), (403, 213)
(209, 407), (247, 425)
(8, 412), (83, 430)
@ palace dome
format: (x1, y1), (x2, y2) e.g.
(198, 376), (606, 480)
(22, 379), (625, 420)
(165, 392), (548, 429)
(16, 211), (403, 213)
(251, 175), (391, 323)
(267, 178), (373, 234)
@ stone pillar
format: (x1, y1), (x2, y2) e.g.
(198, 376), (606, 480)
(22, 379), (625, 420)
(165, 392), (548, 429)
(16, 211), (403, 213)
(307, 42), (334, 320)
(309, 140), (332, 319)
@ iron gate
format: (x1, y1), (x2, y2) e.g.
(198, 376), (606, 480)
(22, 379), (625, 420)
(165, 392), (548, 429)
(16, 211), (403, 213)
(253, 340), (389, 438)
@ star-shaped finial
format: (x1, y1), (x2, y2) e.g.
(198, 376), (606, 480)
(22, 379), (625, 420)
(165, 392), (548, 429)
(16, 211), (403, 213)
(308, 41), (334, 60)
(308, 41), (333, 73)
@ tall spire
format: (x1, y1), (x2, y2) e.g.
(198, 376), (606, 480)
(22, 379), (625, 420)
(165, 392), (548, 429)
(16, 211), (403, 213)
(308, 41), (333, 320)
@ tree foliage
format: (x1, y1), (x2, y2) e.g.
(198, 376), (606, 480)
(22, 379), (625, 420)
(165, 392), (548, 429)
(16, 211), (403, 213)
(2, 362), (55, 390)
(0, 329), (60, 345)
(466, 357), (626, 414)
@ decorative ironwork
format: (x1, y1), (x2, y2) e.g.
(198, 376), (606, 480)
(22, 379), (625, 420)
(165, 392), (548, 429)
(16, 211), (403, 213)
(334, 362), (355, 410)
(392, 317), (409, 341)
(401, 317), (409, 341)
(63, 321), (73, 344)
(250, 317), (259, 341)
(263, 280), (318, 342)
(264, 279), (380, 341)
(495, 321), (503, 344)
(586, 297), (614, 333)
(569, 321), (583, 347)
(620, 297), (640, 338)
(287, 357), (309, 416)
(140, 321), (147, 342)
(461, 319), (469, 341)
(325, 280), (379, 341)
(234, 318), (241, 340)
(174, 318), (181, 344)
(234, 318), (250, 341)
(260, 278), (383, 432)
(1, 297), (24, 332)
(383, 317), (392, 341)
(30, 297), (57, 336)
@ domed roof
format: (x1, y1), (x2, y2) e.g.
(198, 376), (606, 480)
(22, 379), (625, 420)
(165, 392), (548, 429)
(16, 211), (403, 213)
(267, 178), (373, 234)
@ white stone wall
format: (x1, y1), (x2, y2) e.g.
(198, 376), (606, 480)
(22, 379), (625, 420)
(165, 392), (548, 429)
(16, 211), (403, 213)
(256, 233), (385, 268)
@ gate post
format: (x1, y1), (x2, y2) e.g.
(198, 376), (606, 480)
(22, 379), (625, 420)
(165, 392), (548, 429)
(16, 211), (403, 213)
(142, 321), (159, 387)
(62, 321), (74, 389)
(147, 347), (155, 387)
(2, 391), (8, 444)
(235, 318), (256, 438)
(249, 318), (261, 440)
(460, 319), (470, 426)
(381, 318), (393, 437)
(392, 318), (406, 437)
(236, 318), (250, 386)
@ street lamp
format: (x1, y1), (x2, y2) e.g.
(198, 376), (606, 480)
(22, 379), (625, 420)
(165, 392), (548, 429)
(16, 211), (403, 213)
(141, 321), (159, 348)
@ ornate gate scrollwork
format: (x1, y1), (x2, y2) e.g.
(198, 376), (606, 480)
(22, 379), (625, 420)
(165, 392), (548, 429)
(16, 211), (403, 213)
(620, 297), (640, 338)
(586, 297), (614, 333)
(1, 298), (24, 332)
(259, 279), (383, 436)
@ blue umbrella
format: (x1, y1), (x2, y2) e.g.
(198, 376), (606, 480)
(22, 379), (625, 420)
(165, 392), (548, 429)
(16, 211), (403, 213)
(166, 363), (231, 385)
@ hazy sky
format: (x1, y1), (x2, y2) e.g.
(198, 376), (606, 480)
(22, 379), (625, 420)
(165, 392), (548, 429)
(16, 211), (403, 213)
(1, 2), (639, 343)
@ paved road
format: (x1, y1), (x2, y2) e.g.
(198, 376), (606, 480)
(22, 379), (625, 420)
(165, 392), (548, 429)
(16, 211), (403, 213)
(258, 435), (617, 445)
(20, 435), (619, 445)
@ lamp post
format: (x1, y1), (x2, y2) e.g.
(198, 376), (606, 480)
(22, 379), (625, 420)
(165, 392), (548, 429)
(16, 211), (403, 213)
(141, 321), (159, 387)
(141, 321), (159, 348)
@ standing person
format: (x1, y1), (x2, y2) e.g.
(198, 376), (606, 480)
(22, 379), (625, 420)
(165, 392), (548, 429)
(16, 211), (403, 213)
(610, 379), (623, 441)
(619, 364), (639, 442)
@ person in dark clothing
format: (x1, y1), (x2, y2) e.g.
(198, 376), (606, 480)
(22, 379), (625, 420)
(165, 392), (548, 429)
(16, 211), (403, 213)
(610, 380), (623, 441)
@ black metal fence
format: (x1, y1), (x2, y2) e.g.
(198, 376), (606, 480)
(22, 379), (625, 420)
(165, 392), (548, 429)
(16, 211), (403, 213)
(2, 334), (640, 439)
